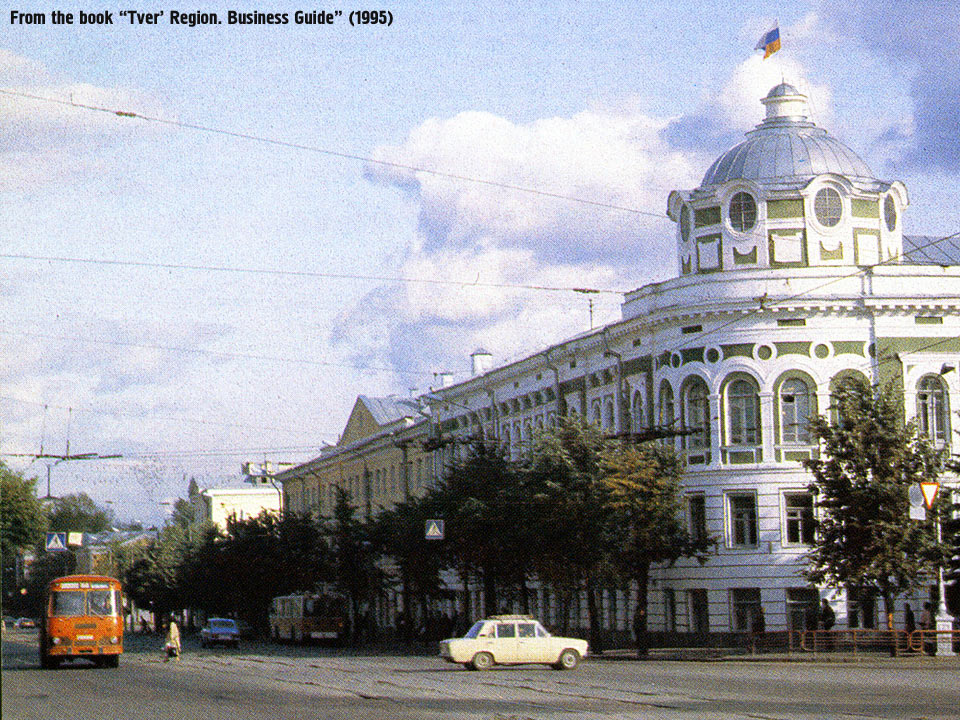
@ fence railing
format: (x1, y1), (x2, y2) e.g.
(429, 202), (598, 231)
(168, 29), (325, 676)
(790, 629), (960, 656)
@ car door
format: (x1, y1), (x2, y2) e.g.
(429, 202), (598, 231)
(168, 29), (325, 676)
(494, 622), (519, 663)
(515, 622), (541, 662)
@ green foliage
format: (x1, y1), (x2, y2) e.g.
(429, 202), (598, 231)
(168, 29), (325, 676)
(803, 379), (943, 609)
(46, 492), (113, 534)
(1, 462), (47, 558)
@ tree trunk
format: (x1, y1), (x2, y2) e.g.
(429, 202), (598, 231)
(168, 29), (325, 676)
(519, 571), (530, 614)
(633, 564), (650, 658)
(586, 575), (604, 654)
(882, 589), (897, 656)
(483, 570), (498, 617)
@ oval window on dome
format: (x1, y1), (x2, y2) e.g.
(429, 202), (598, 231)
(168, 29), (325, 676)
(680, 205), (691, 243)
(729, 192), (757, 232)
(814, 188), (843, 228)
(884, 195), (897, 231)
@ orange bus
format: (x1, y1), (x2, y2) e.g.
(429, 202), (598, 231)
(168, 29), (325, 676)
(269, 592), (347, 644)
(39, 574), (124, 668)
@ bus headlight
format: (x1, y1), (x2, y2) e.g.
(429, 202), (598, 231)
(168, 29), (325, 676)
(110, 636), (119, 644)
(52, 637), (62, 645)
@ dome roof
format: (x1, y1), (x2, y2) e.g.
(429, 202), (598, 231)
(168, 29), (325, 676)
(701, 84), (874, 187)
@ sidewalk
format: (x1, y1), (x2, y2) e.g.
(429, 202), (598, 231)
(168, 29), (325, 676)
(590, 646), (960, 664)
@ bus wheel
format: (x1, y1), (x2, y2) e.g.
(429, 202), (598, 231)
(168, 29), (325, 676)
(40, 654), (58, 670)
(104, 655), (119, 668)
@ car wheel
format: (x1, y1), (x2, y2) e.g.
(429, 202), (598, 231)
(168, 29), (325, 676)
(470, 652), (494, 671)
(553, 648), (580, 670)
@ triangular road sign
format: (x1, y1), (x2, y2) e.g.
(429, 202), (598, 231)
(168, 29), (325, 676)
(45, 532), (68, 552)
(920, 482), (940, 510)
(425, 519), (445, 540)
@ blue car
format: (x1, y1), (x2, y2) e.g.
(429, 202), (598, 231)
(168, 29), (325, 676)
(200, 618), (240, 648)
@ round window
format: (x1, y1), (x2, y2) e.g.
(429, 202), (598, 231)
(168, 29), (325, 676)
(680, 205), (691, 243)
(729, 192), (757, 232)
(884, 195), (897, 231)
(814, 188), (843, 228)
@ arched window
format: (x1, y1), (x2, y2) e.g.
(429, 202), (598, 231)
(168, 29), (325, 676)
(591, 399), (602, 426)
(604, 399), (616, 430)
(658, 381), (675, 427)
(632, 389), (645, 433)
(682, 377), (711, 450)
(815, 187), (843, 228)
(729, 192), (757, 232)
(726, 376), (761, 446)
(779, 377), (815, 444)
(917, 375), (950, 444)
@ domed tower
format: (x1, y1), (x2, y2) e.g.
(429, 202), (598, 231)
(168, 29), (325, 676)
(667, 83), (908, 276)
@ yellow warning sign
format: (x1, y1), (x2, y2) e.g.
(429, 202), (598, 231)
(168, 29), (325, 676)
(920, 482), (940, 510)
(425, 519), (445, 540)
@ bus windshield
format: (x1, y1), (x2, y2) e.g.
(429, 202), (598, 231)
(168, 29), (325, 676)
(51, 591), (86, 617)
(50, 589), (119, 617)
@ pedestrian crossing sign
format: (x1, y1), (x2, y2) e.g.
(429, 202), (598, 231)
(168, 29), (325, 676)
(425, 519), (444, 540)
(45, 532), (68, 552)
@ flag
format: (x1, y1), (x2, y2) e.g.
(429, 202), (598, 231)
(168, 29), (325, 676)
(755, 23), (781, 59)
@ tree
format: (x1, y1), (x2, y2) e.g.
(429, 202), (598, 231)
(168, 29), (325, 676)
(803, 379), (943, 627)
(599, 441), (712, 657)
(1, 463), (47, 616)
(46, 492), (113, 534)
(329, 489), (380, 644)
(1, 462), (47, 558)
(433, 440), (533, 618)
(525, 418), (613, 648)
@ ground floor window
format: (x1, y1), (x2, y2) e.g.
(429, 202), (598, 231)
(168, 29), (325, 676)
(847, 588), (877, 629)
(730, 588), (761, 632)
(785, 587), (819, 631)
(689, 589), (709, 634)
(663, 589), (676, 632)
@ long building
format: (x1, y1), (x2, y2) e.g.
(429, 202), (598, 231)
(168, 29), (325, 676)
(279, 83), (959, 640)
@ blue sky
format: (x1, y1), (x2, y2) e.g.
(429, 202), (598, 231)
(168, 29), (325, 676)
(2, 1), (958, 524)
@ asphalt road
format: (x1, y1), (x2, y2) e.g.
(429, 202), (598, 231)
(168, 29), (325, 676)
(4, 628), (959, 719)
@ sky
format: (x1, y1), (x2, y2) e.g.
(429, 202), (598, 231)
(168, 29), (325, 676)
(2, 1), (958, 525)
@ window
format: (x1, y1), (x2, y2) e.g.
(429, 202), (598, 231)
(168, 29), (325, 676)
(632, 389), (645, 433)
(658, 381), (675, 427)
(729, 192), (757, 232)
(689, 589), (709, 634)
(680, 205), (691, 242)
(847, 588), (876, 629)
(496, 623), (516, 638)
(814, 187), (843, 227)
(917, 375), (949, 444)
(785, 588), (819, 631)
(783, 493), (815, 545)
(688, 495), (707, 544)
(728, 493), (758, 546)
(682, 377), (711, 450)
(884, 195), (897, 231)
(730, 588), (762, 632)
(779, 378), (814, 444)
(727, 378), (761, 445)
(663, 589), (677, 633)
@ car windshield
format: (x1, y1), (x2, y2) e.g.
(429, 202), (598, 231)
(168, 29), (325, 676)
(210, 620), (236, 629)
(463, 621), (485, 638)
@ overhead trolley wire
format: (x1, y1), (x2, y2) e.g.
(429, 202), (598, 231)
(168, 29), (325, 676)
(0, 87), (670, 222)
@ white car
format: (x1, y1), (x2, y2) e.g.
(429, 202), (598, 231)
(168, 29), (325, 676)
(439, 615), (587, 670)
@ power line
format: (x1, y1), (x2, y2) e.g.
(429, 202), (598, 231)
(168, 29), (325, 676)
(0, 393), (336, 437)
(0, 328), (436, 378)
(0, 252), (626, 296)
(0, 87), (670, 222)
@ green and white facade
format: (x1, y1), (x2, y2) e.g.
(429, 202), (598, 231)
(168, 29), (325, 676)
(425, 84), (960, 635)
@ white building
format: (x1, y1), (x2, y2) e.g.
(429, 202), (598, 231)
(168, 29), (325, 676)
(424, 83), (960, 637)
(189, 482), (282, 530)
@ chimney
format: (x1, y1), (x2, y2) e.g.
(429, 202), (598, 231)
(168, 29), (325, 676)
(470, 348), (493, 376)
(438, 371), (454, 388)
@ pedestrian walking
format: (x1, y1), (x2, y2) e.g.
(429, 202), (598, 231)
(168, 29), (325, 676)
(164, 616), (181, 662)
(904, 603), (916, 634)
